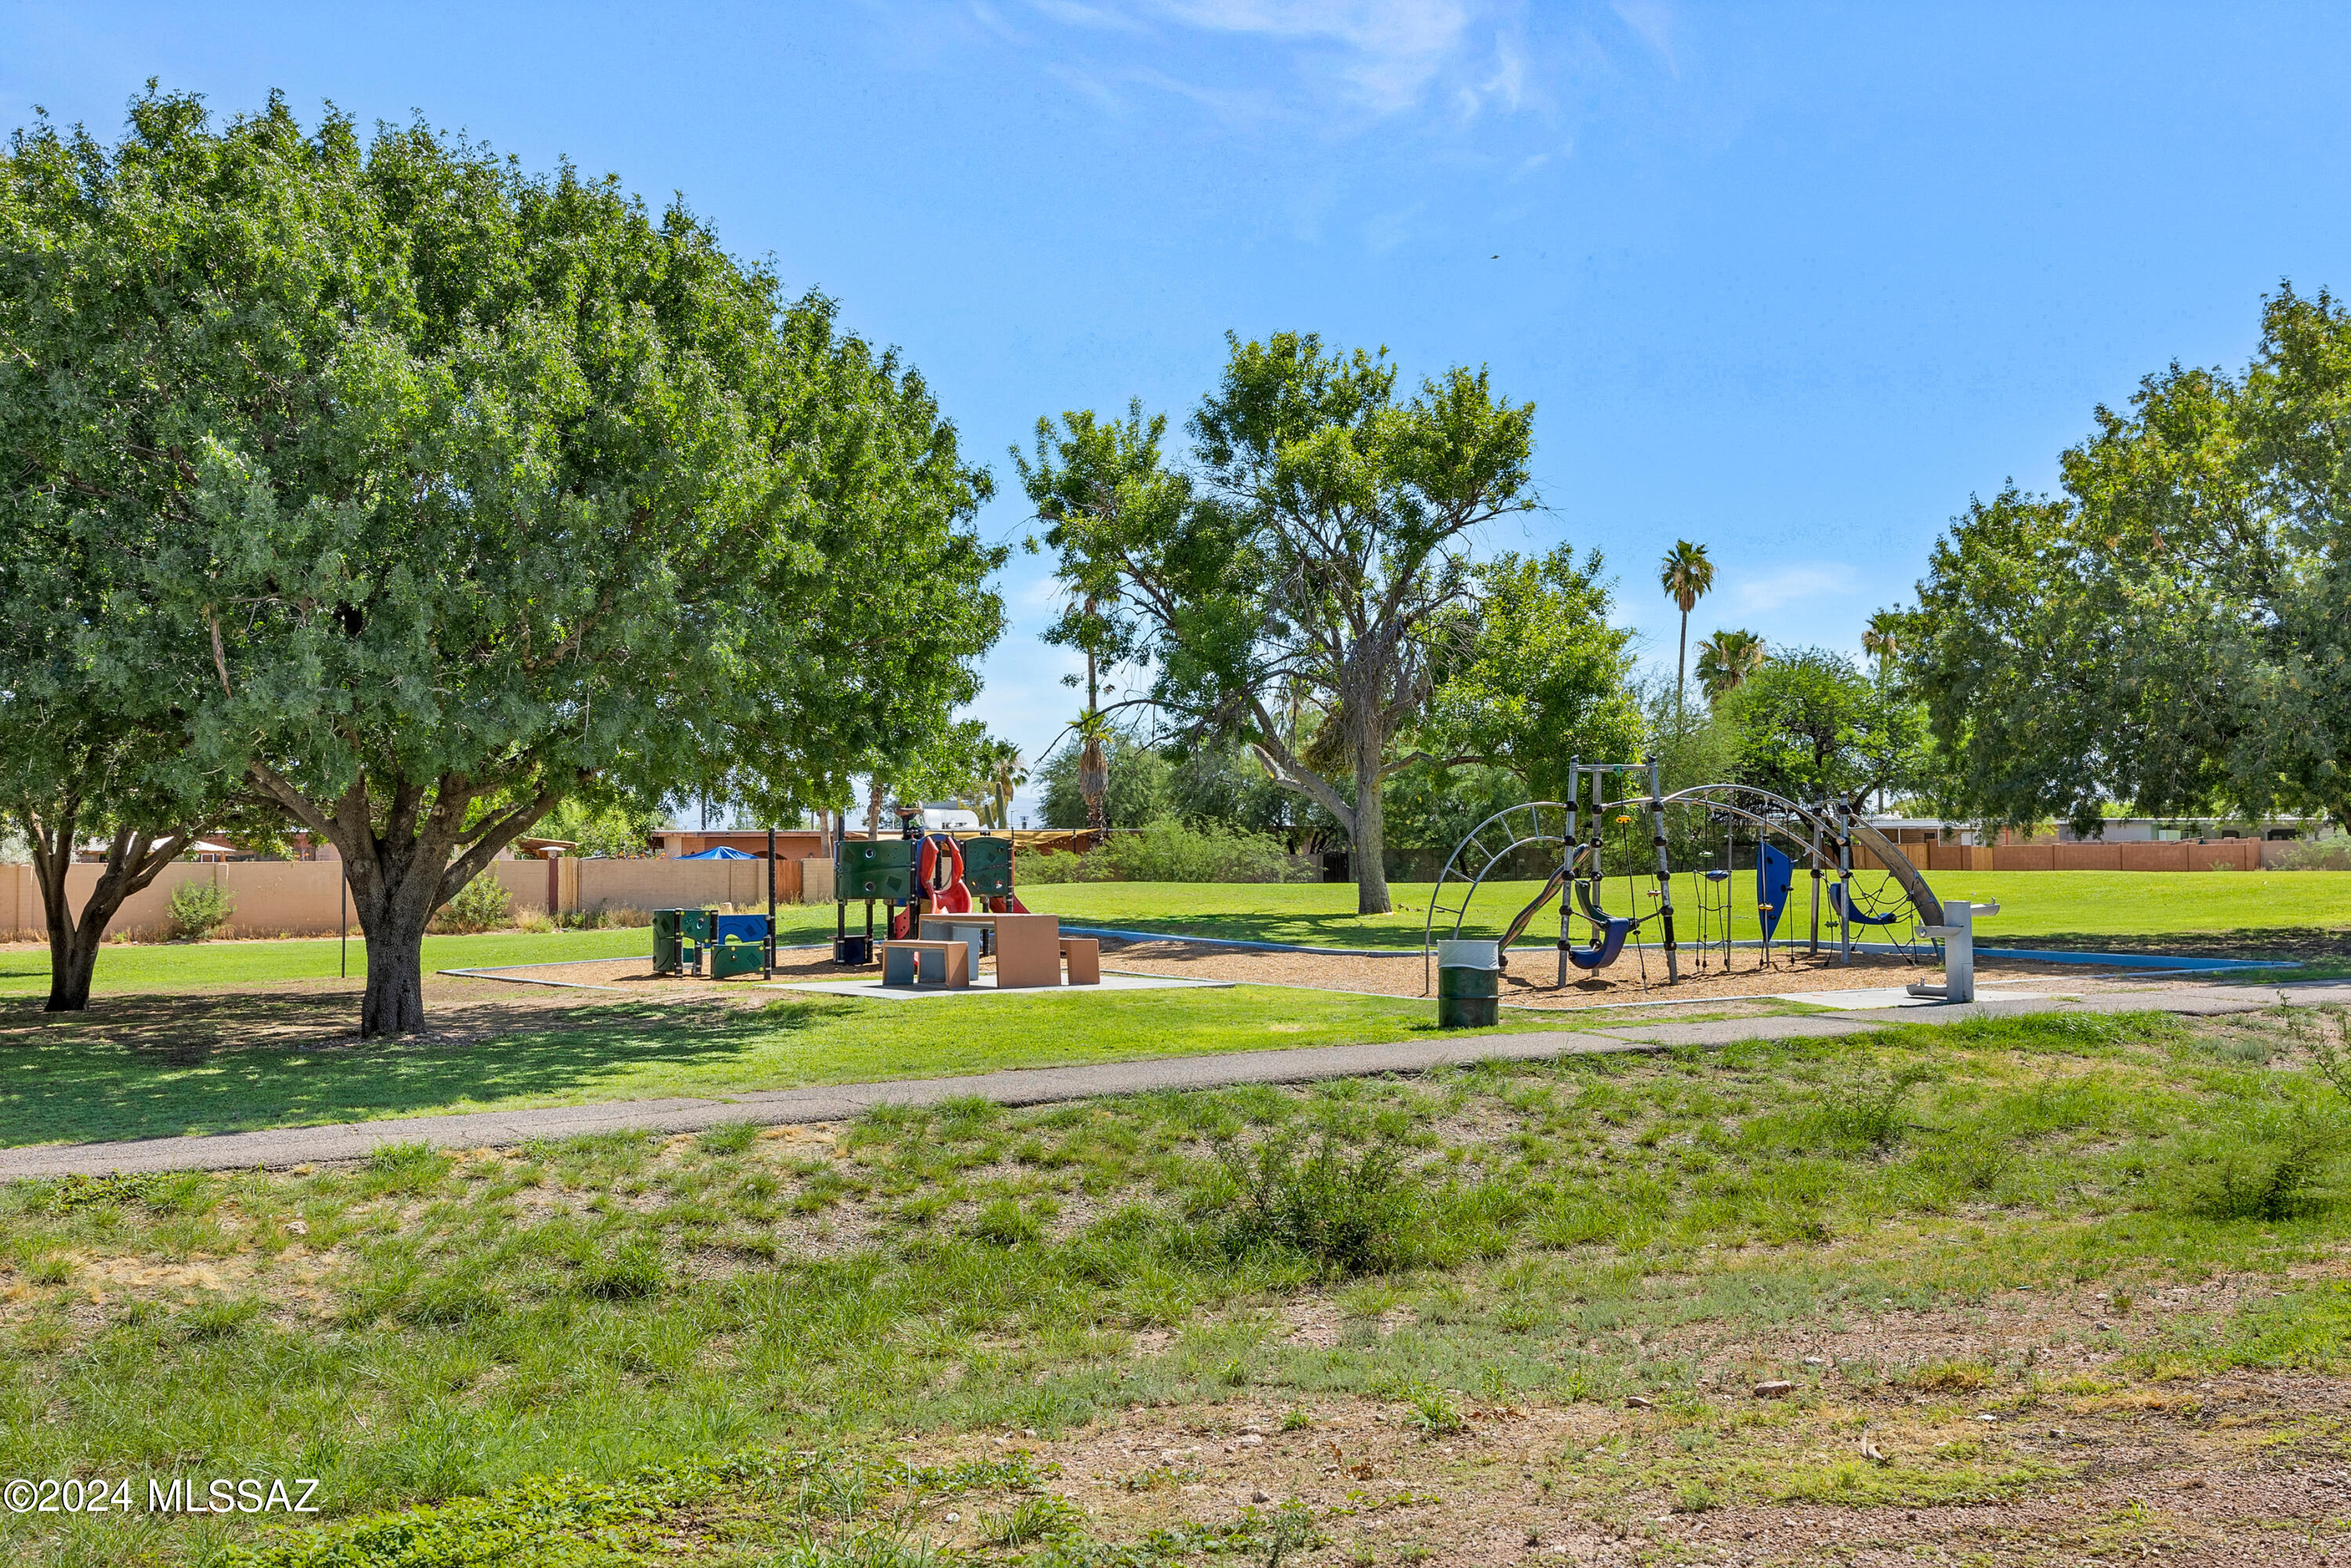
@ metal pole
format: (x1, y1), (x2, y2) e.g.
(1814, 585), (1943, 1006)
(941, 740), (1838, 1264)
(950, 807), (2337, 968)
(339, 871), (347, 979)
(765, 825), (777, 978)
(1838, 803), (1855, 963)
(1646, 757), (1677, 983)
(1808, 816), (1822, 956)
(1559, 756), (1579, 987)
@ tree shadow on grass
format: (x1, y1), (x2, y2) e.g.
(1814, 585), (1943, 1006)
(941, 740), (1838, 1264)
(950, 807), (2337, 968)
(0, 989), (859, 1149)
(1064, 910), (1449, 950)
(2000, 927), (2351, 961)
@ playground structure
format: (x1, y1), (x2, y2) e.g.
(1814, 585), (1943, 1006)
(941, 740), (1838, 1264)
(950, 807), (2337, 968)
(834, 805), (1028, 965)
(1422, 758), (1960, 1000)
(653, 907), (773, 980)
(831, 808), (1097, 990)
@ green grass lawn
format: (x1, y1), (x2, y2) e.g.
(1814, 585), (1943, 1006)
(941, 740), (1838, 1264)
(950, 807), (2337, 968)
(1027, 870), (2351, 955)
(13, 868), (2341, 1005)
(0, 987), (1476, 1148)
(5, 1007), (2349, 1566)
(0, 910), (845, 1000)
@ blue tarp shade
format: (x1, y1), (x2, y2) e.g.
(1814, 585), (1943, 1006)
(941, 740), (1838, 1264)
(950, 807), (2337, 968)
(677, 846), (756, 860)
(1756, 842), (1795, 943)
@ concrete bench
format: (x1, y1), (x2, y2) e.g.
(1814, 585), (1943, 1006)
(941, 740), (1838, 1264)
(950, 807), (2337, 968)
(879, 939), (969, 988)
(1059, 936), (1100, 986)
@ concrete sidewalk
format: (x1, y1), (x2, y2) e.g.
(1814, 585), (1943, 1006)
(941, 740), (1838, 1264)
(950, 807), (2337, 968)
(2, 982), (2334, 1181)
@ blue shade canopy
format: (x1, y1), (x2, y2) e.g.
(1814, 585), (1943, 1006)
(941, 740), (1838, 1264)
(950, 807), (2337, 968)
(677, 846), (756, 860)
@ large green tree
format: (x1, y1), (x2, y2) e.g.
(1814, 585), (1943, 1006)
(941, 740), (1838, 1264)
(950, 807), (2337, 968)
(1911, 287), (2351, 834)
(1422, 545), (1643, 801)
(2, 96), (291, 1009)
(1716, 646), (1925, 806)
(2, 92), (1001, 1034)
(1019, 334), (1538, 914)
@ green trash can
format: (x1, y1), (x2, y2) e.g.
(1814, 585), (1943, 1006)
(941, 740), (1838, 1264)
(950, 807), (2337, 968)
(1436, 940), (1499, 1029)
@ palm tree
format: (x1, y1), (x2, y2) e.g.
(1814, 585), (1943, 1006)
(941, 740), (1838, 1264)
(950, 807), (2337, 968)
(980, 741), (1027, 831)
(1072, 708), (1112, 842)
(1860, 610), (1905, 813)
(1658, 540), (1715, 731)
(1695, 628), (1766, 702)
(1861, 610), (1904, 689)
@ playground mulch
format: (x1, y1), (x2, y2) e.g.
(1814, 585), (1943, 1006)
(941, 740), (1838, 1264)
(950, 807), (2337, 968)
(447, 944), (2156, 1011)
(1090, 936), (2138, 1009)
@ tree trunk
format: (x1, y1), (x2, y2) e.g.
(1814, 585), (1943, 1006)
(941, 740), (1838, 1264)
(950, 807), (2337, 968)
(337, 808), (457, 1039)
(357, 893), (432, 1037)
(1352, 744), (1392, 916)
(21, 809), (194, 1013)
(1675, 609), (1690, 733)
(1079, 742), (1108, 842)
(246, 766), (558, 1039)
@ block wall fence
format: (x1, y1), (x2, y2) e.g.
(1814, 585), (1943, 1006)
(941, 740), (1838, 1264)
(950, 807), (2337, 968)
(1854, 838), (2269, 874)
(0, 856), (839, 942)
(0, 838), (2303, 943)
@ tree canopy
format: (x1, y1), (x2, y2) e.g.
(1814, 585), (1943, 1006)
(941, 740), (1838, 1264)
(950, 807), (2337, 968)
(1424, 545), (1643, 800)
(2, 90), (1002, 1032)
(1715, 646), (1925, 806)
(1019, 332), (1538, 914)
(1910, 287), (2351, 834)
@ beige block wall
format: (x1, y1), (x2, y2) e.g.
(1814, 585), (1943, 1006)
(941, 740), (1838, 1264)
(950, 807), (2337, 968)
(1845, 839), (2269, 876)
(0, 855), (839, 943)
(0, 861), (355, 942)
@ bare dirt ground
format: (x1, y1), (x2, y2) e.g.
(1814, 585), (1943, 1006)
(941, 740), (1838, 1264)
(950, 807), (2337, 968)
(1088, 936), (2140, 1011)
(910, 1344), (2351, 1565)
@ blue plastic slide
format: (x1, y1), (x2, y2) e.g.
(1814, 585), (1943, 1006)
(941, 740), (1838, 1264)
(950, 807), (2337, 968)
(1756, 842), (1795, 943)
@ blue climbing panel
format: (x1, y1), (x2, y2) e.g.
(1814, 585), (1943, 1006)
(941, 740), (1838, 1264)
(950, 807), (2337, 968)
(1757, 842), (1795, 943)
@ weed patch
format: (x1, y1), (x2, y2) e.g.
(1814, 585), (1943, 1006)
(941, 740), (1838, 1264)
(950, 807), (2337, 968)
(1214, 1128), (1419, 1276)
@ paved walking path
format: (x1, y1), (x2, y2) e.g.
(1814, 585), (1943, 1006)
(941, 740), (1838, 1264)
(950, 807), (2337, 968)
(6, 982), (2344, 1180)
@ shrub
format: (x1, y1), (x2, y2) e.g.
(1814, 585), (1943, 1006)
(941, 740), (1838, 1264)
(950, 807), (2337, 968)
(1809, 1066), (1933, 1150)
(1215, 1129), (1419, 1276)
(165, 878), (234, 940)
(2193, 1124), (2336, 1221)
(2266, 838), (2351, 871)
(431, 871), (514, 934)
(1016, 849), (1082, 885)
(1019, 822), (1304, 885)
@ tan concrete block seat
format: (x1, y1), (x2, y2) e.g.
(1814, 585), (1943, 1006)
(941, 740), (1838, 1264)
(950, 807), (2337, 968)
(1059, 936), (1100, 985)
(878, 939), (969, 988)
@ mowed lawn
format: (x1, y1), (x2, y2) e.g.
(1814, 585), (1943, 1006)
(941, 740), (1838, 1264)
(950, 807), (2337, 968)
(1028, 870), (2351, 954)
(13, 867), (2340, 1006)
(0, 913), (842, 1001)
(0, 987), (1470, 1149)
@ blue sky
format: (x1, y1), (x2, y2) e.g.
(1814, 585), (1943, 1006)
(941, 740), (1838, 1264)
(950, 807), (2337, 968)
(9, 2), (2350, 824)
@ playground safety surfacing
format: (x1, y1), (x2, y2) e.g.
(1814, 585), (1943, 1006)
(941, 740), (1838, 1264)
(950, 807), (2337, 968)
(446, 943), (2143, 1012)
(1085, 936), (2140, 1011)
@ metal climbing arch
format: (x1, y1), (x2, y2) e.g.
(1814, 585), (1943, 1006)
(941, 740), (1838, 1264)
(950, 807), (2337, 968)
(1419, 784), (1945, 994)
(1417, 801), (1579, 995)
